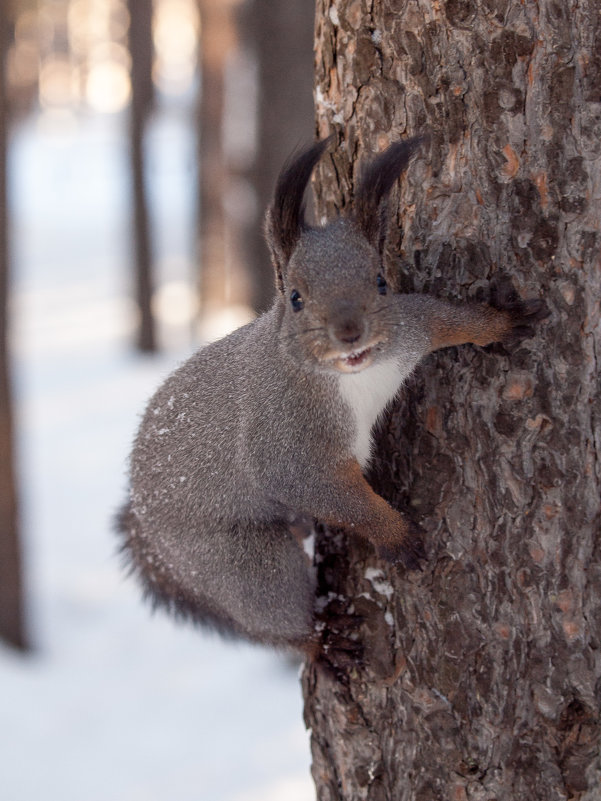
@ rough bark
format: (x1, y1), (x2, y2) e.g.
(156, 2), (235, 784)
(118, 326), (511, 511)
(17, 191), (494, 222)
(0, 0), (27, 650)
(304, 1), (601, 799)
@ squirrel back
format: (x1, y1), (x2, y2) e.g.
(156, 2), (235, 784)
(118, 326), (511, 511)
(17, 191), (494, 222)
(118, 135), (547, 661)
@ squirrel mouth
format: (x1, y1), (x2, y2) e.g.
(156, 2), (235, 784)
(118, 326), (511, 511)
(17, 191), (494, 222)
(333, 346), (374, 372)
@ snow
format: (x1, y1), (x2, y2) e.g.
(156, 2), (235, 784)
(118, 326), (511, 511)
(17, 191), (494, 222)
(364, 568), (394, 600)
(1, 108), (313, 801)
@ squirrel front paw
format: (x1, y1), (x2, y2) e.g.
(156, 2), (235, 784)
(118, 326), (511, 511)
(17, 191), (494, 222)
(376, 520), (426, 570)
(489, 280), (550, 347)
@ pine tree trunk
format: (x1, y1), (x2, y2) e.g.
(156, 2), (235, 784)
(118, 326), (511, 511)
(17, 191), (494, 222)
(197, 0), (253, 324)
(0, 0), (27, 650)
(304, 1), (601, 799)
(241, 0), (315, 313)
(128, 0), (156, 352)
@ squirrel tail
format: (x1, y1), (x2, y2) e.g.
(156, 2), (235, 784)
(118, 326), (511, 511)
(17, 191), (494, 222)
(115, 503), (316, 648)
(115, 502), (243, 637)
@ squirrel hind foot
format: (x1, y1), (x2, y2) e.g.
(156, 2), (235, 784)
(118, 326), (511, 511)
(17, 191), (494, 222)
(303, 602), (365, 675)
(303, 631), (364, 679)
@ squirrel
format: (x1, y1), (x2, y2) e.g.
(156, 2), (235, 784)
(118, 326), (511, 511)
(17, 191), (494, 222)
(117, 135), (547, 664)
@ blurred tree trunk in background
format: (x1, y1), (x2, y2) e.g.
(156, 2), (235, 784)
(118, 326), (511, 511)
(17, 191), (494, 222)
(128, 0), (156, 352)
(304, 1), (601, 799)
(0, 0), (27, 650)
(197, 0), (314, 323)
(241, 0), (314, 313)
(197, 0), (252, 326)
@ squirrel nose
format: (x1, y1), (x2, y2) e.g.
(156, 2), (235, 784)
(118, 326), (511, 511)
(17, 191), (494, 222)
(330, 318), (364, 346)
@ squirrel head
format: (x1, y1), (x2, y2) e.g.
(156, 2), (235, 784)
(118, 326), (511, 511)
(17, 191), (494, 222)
(264, 136), (426, 374)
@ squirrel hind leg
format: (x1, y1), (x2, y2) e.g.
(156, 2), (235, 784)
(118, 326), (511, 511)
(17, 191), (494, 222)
(115, 502), (245, 637)
(216, 519), (317, 646)
(117, 505), (317, 649)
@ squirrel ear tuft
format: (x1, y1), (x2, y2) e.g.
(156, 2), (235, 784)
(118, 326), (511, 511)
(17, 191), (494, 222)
(353, 135), (427, 252)
(265, 138), (333, 292)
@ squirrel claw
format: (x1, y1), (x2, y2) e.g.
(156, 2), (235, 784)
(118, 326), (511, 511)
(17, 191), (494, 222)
(504, 298), (550, 343)
(377, 522), (427, 570)
(489, 281), (550, 347)
(316, 631), (364, 674)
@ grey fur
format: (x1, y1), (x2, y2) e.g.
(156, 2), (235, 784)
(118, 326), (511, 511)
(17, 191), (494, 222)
(118, 136), (545, 652)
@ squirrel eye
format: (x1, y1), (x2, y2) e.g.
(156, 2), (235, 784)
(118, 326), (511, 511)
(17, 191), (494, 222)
(376, 273), (387, 295)
(290, 290), (304, 312)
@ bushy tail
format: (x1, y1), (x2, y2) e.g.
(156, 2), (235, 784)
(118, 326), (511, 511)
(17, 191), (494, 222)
(115, 502), (242, 637)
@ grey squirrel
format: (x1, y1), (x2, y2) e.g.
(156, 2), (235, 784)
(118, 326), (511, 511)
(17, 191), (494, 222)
(117, 135), (547, 662)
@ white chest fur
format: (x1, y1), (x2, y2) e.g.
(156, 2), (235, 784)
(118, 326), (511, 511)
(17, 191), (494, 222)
(338, 358), (407, 470)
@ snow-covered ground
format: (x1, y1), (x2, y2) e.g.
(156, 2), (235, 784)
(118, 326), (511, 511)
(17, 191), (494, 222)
(1, 108), (313, 801)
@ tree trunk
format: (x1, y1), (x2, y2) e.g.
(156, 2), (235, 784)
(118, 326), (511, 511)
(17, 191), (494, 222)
(304, 1), (601, 799)
(197, 0), (253, 327)
(0, 0), (27, 650)
(128, 0), (156, 352)
(241, 0), (315, 313)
